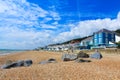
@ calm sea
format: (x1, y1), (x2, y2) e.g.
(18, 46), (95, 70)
(0, 49), (25, 55)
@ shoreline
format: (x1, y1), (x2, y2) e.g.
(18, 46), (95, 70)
(0, 50), (29, 56)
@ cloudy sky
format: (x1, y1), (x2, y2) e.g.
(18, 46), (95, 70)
(0, 0), (120, 49)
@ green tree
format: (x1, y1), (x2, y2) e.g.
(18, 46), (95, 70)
(116, 41), (120, 48)
(115, 29), (120, 34)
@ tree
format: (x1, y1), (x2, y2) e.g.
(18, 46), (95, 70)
(116, 41), (120, 48)
(115, 29), (120, 34)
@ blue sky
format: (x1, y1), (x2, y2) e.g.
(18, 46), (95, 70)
(0, 0), (120, 49)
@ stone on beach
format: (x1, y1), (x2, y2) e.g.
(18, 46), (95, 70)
(39, 58), (57, 64)
(1, 59), (33, 69)
(77, 51), (89, 58)
(39, 61), (49, 64)
(23, 60), (33, 66)
(75, 58), (91, 63)
(90, 51), (103, 59)
(48, 58), (56, 62)
(15, 60), (24, 66)
(1, 62), (18, 69)
(61, 53), (78, 61)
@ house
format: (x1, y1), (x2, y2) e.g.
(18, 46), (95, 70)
(46, 29), (120, 51)
(80, 29), (119, 49)
(93, 29), (116, 48)
(47, 43), (69, 51)
(115, 32), (120, 43)
(80, 36), (93, 49)
(69, 40), (81, 50)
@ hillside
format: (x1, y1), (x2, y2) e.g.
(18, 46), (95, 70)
(49, 29), (120, 46)
(38, 29), (120, 49)
(115, 29), (120, 34)
(47, 36), (89, 46)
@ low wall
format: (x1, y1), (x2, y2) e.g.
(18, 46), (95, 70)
(75, 49), (120, 54)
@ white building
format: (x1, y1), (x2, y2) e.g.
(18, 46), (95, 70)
(115, 33), (120, 43)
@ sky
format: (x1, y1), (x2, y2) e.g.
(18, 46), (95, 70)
(0, 0), (120, 49)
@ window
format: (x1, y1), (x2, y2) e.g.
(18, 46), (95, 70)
(94, 39), (98, 45)
(111, 33), (114, 38)
(106, 38), (108, 44)
(112, 39), (115, 42)
(90, 40), (93, 45)
(94, 34), (97, 38)
(99, 33), (102, 37)
(105, 32), (108, 37)
(99, 38), (102, 44)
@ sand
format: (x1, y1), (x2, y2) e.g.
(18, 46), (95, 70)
(0, 51), (120, 80)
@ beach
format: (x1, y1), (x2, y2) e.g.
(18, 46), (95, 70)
(0, 51), (120, 80)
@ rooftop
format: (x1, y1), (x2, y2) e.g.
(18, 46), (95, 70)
(94, 29), (114, 34)
(81, 36), (93, 42)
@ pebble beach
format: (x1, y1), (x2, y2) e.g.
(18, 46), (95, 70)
(0, 51), (120, 80)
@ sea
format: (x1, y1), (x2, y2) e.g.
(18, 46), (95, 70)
(0, 49), (26, 56)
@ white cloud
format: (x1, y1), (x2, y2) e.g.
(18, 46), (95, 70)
(0, 0), (120, 49)
(49, 11), (61, 20)
(0, 26), (53, 49)
(0, 0), (60, 49)
(40, 24), (56, 29)
(117, 12), (120, 18)
(0, 0), (48, 28)
(54, 12), (120, 43)
(0, 0), (60, 27)
(52, 21), (58, 25)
